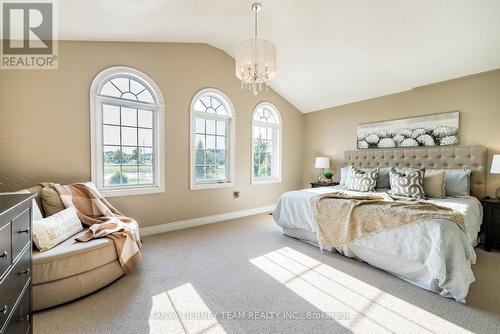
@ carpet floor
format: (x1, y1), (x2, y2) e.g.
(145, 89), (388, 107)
(34, 213), (500, 334)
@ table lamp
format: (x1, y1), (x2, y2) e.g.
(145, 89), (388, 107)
(491, 154), (500, 199)
(315, 157), (330, 182)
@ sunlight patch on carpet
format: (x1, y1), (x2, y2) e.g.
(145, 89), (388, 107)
(250, 247), (472, 334)
(149, 282), (226, 334)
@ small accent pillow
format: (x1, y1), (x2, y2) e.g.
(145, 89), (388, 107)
(376, 167), (392, 189)
(339, 166), (352, 186)
(444, 169), (471, 196)
(32, 206), (83, 252)
(426, 169), (472, 196)
(389, 167), (425, 199)
(423, 170), (445, 198)
(346, 167), (379, 192)
(40, 182), (65, 216)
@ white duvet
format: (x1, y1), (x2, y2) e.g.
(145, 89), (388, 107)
(273, 185), (483, 302)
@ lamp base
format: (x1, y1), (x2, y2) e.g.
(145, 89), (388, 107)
(317, 169), (326, 183)
(496, 186), (500, 200)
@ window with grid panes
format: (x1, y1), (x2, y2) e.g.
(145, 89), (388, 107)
(252, 103), (282, 184)
(90, 67), (164, 197)
(190, 89), (234, 190)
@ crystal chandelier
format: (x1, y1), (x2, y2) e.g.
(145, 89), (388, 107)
(235, 2), (276, 95)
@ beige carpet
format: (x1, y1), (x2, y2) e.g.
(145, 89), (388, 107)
(34, 213), (500, 334)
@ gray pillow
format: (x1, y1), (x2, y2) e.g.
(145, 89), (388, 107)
(389, 167), (425, 199)
(376, 167), (392, 189)
(346, 167), (379, 192)
(444, 169), (471, 196)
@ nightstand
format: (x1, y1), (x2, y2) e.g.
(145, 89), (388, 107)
(310, 182), (339, 188)
(483, 198), (500, 251)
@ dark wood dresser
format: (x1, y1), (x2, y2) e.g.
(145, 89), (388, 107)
(483, 198), (500, 252)
(0, 194), (35, 334)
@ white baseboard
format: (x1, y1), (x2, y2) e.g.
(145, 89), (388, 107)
(139, 205), (276, 237)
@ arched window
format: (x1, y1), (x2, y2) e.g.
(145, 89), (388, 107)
(190, 88), (235, 190)
(252, 103), (282, 184)
(90, 66), (165, 197)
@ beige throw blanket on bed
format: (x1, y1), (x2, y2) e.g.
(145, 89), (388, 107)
(313, 191), (465, 249)
(52, 183), (142, 273)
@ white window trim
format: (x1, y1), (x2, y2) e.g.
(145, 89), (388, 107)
(190, 88), (235, 191)
(90, 66), (165, 197)
(251, 102), (282, 185)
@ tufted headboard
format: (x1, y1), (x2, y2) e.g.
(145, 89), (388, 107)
(344, 146), (487, 199)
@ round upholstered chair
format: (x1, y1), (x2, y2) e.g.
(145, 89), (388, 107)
(28, 185), (124, 311)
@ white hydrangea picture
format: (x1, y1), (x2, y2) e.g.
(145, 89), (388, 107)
(357, 112), (459, 149)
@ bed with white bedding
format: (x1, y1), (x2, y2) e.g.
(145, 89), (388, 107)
(274, 146), (487, 302)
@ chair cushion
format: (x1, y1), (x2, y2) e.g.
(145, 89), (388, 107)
(33, 234), (118, 284)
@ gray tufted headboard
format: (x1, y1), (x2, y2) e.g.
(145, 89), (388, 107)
(344, 146), (487, 199)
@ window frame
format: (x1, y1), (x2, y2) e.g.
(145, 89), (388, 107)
(190, 88), (235, 190)
(251, 102), (282, 185)
(90, 66), (165, 197)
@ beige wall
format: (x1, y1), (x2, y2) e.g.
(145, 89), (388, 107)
(303, 69), (500, 197)
(0, 41), (304, 227)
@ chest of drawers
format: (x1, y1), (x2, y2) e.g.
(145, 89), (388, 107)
(0, 194), (35, 334)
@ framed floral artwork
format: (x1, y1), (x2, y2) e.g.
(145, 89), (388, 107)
(357, 112), (459, 149)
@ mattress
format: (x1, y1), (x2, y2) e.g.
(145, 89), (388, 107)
(273, 185), (483, 302)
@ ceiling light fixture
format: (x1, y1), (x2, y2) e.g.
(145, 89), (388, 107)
(235, 2), (276, 95)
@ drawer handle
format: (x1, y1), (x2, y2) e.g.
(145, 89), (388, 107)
(0, 305), (7, 314)
(18, 268), (30, 275)
(0, 251), (7, 259)
(18, 229), (30, 234)
(19, 314), (30, 322)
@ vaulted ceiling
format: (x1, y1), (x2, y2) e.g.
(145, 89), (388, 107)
(59, 0), (500, 112)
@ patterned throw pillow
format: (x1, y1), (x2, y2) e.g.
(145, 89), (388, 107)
(389, 167), (426, 199)
(346, 167), (379, 192)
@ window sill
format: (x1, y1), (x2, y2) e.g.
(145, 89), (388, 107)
(190, 182), (234, 191)
(252, 178), (282, 185)
(99, 185), (164, 197)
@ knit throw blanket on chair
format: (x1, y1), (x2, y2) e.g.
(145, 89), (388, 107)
(52, 183), (142, 273)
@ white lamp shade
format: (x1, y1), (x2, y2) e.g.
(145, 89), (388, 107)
(315, 157), (330, 169)
(491, 155), (500, 174)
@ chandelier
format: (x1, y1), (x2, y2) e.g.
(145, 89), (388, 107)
(235, 2), (276, 95)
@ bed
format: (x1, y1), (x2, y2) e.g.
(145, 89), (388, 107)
(274, 146), (487, 302)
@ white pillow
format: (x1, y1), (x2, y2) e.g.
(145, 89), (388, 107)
(32, 199), (44, 221)
(33, 207), (83, 252)
(339, 166), (352, 186)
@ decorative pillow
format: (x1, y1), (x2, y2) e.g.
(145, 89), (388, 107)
(339, 166), (352, 186)
(346, 167), (379, 192)
(389, 167), (426, 199)
(423, 170), (445, 198)
(40, 182), (65, 216)
(425, 169), (471, 196)
(443, 169), (471, 196)
(32, 206), (83, 252)
(376, 167), (392, 189)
